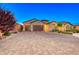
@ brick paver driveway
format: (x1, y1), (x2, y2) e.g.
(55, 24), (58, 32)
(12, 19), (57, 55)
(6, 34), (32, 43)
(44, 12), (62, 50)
(0, 32), (79, 55)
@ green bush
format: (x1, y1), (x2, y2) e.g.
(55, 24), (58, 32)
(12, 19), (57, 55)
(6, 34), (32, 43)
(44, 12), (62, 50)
(20, 25), (23, 32)
(76, 30), (79, 33)
(65, 30), (71, 32)
(57, 30), (73, 34)
(65, 29), (79, 33)
(58, 31), (62, 33)
(62, 31), (72, 34)
(71, 29), (77, 33)
(4, 32), (11, 36)
(52, 29), (58, 32)
(57, 23), (63, 27)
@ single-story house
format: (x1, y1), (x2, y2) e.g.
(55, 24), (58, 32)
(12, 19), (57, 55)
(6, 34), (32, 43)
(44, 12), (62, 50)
(12, 23), (23, 33)
(23, 19), (74, 32)
(23, 19), (49, 32)
(49, 21), (58, 31)
(74, 25), (79, 31)
(57, 22), (73, 32)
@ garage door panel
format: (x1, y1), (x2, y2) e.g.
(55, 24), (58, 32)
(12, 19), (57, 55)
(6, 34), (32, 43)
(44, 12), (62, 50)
(33, 25), (43, 31)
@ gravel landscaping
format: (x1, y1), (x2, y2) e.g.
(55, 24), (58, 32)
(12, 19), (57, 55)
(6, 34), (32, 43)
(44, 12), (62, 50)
(0, 32), (79, 55)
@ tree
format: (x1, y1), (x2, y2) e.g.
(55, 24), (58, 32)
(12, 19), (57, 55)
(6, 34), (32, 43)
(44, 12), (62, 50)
(57, 23), (63, 32)
(57, 23), (63, 27)
(0, 8), (16, 33)
(20, 25), (23, 32)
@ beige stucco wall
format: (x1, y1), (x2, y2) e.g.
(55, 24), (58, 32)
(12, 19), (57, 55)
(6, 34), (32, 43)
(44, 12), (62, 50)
(75, 26), (79, 30)
(44, 24), (49, 32)
(49, 22), (57, 31)
(23, 24), (30, 31)
(57, 24), (72, 32)
(14, 24), (22, 32)
(57, 27), (65, 32)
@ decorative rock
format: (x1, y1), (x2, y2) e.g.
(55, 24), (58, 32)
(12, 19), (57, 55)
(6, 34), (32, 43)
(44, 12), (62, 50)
(73, 33), (79, 38)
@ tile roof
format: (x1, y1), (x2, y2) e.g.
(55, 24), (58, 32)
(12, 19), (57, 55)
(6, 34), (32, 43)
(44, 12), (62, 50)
(23, 18), (39, 24)
(61, 21), (73, 25)
(23, 19), (49, 24)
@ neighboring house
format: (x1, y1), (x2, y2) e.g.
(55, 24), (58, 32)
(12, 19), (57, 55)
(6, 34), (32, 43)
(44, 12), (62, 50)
(49, 21), (57, 31)
(23, 19), (49, 32)
(12, 23), (23, 32)
(57, 22), (73, 32)
(23, 19), (75, 32)
(74, 25), (79, 31)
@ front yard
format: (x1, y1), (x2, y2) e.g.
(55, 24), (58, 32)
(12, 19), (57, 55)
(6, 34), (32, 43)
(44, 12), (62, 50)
(0, 32), (79, 55)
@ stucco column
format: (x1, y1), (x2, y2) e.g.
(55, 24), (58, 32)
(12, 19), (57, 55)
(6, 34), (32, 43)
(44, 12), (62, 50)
(0, 30), (3, 39)
(23, 25), (25, 31)
(30, 24), (33, 32)
(44, 24), (49, 32)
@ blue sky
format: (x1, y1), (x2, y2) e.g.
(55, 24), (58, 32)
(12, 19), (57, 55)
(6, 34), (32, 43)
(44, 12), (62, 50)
(0, 3), (79, 25)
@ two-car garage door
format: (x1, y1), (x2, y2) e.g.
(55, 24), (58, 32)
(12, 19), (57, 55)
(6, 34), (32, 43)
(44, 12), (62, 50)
(33, 25), (43, 31)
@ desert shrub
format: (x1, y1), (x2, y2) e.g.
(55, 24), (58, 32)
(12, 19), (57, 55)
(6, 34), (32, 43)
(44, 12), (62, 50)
(57, 30), (73, 34)
(63, 32), (72, 34)
(20, 25), (23, 32)
(52, 29), (58, 32)
(62, 31), (72, 34)
(65, 30), (72, 32)
(62, 30), (72, 34)
(65, 29), (79, 33)
(58, 31), (63, 33)
(76, 30), (79, 33)
(3, 32), (11, 36)
(57, 23), (63, 27)
(71, 29), (77, 33)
